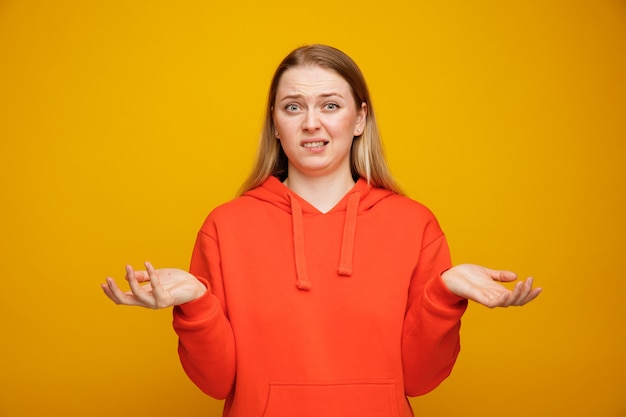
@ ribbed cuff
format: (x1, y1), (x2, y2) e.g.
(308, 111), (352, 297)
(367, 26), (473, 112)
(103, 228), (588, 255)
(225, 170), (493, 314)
(424, 273), (468, 312)
(173, 276), (217, 322)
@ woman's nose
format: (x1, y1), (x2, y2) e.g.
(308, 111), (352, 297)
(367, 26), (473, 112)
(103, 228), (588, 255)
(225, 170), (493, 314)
(302, 110), (321, 132)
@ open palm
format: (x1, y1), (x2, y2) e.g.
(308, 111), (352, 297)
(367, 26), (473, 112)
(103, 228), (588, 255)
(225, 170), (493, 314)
(101, 262), (206, 309)
(441, 264), (542, 308)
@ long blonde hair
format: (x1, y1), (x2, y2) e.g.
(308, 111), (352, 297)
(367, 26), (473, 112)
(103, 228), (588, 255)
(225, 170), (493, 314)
(240, 44), (401, 194)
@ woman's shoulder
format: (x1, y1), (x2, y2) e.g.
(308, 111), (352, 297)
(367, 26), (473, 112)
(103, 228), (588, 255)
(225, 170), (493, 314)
(376, 191), (438, 218)
(206, 194), (266, 220)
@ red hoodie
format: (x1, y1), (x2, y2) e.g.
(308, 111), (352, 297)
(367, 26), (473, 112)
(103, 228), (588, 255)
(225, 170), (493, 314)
(173, 176), (467, 417)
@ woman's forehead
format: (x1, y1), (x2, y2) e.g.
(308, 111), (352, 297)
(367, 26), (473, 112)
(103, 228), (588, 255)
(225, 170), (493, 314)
(276, 66), (351, 98)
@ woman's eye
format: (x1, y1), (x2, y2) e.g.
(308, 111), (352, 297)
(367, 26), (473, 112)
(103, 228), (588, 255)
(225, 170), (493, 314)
(285, 104), (300, 112)
(325, 103), (339, 110)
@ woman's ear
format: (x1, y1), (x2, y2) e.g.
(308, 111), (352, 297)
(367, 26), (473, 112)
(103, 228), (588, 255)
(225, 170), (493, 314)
(270, 107), (280, 138)
(355, 102), (367, 135)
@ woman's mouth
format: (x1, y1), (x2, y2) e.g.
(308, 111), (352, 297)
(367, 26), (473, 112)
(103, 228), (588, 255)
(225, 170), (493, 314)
(302, 141), (328, 148)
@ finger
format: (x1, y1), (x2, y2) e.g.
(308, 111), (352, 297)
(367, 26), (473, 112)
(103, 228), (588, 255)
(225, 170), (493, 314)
(504, 281), (526, 306)
(506, 278), (532, 306)
(126, 265), (155, 307)
(125, 270), (150, 283)
(518, 277), (536, 304)
(490, 269), (518, 283)
(507, 277), (542, 306)
(145, 261), (168, 307)
(474, 287), (511, 308)
(526, 287), (543, 303)
(101, 280), (117, 303)
(519, 282), (543, 305)
(103, 277), (141, 306)
(102, 277), (124, 304)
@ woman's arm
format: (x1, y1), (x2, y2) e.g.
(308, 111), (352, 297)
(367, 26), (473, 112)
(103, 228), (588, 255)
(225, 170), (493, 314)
(171, 229), (237, 399)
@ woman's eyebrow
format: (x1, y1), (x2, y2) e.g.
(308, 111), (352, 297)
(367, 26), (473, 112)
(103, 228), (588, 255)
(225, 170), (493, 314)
(278, 92), (344, 101)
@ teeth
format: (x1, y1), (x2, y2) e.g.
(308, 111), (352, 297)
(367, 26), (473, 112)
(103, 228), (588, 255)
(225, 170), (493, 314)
(303, 141), (326, 148)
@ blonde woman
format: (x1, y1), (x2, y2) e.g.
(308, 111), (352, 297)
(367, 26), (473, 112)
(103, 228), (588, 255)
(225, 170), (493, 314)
(102, 44), (541, 417)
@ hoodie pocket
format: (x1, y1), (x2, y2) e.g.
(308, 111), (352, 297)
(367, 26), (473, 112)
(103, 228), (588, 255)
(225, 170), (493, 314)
(262, 380), (400, 417)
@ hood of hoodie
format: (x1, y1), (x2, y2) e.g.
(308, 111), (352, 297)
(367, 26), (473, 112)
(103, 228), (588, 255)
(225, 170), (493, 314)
(243, 176), (395, 291)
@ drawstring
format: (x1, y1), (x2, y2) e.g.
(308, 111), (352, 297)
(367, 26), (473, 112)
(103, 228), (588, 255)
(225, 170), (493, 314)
(338, 192), (360, 276)
(288, 190), (361, 290)
(289, 194), (311, 291)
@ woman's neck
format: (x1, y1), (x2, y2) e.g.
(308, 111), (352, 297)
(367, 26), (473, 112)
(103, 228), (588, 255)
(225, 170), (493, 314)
(284, 171), (356, 213)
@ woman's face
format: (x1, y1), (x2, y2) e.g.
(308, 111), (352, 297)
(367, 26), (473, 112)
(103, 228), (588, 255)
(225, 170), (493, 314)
(273, 65), (366, 181)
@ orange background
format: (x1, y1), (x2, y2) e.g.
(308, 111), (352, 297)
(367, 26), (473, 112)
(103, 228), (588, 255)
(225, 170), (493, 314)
(1, 1), (625, 416)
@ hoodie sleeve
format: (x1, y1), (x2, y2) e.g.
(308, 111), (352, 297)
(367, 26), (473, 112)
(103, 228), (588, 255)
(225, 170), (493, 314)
(172, 225), (236, 399)
(402, 227), (468, 397)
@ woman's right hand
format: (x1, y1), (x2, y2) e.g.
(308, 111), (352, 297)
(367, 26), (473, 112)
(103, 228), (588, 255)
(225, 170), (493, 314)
(101, 262), (206, 309)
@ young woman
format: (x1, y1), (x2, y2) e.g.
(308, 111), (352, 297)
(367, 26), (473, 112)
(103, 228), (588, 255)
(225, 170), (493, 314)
(102, 44), (541, 417)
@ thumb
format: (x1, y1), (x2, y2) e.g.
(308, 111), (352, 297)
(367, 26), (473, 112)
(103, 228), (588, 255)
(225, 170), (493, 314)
(490, 269), (518, 282)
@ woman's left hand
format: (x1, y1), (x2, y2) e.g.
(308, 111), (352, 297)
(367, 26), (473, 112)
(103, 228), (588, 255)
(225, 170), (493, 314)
(441, 264), (542, 308)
